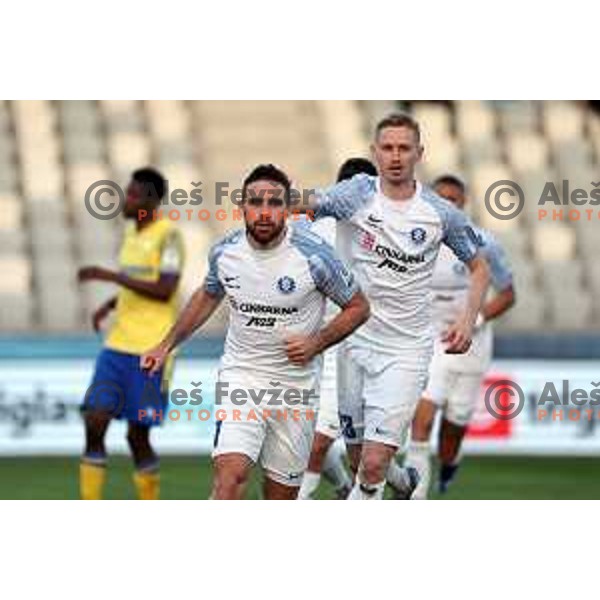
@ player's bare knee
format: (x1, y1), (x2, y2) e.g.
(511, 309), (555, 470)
(84, 411), (108, 432)
(213, 459), (249, 499)
(126, 426), (154, 465)
(213, 471), (248, 499)
(360, 452), (387, 484)
(84, 412), (109, 452)
(126, 427), (147, 451)
(126, 428), (138, 447)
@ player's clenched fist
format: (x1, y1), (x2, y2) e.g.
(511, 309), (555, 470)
(140, 343), (170, 375)
(284, 335), (320, 366)
(442, 319), (473, 354)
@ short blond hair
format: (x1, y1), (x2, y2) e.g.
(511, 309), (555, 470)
(375, 112), (421, 144)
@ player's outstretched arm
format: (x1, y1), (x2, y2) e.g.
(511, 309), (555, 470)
(141, 287), (223, 374)
(113, 272), (180, 302)
(294, 174), (376, 219)
(285, 290), (370, 366)
(78, 265), (180, 303)
(443, 255), (490, 354)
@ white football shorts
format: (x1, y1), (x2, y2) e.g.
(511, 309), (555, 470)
(212, 371), (318, 487)
(423, 336), (489, 426)
(337, 344), (429, 448)
(315, 347), (340, 439)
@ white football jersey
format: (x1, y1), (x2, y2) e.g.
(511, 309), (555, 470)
(204, 226), (359, 390)
(314, 175), (479, 367)
(293, 214), (337, 246)
(291, 215), (341, 435)
(431, 225), (513, 370)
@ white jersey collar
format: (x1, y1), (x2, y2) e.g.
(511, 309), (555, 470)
(376, 177), (422, 208)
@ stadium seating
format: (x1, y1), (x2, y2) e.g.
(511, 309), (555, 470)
(0, 100), (598, 333)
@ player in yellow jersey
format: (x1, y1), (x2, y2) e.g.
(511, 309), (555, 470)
(77, 168), (185, 500)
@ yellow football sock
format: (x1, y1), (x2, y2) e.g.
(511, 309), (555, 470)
(80, 461), (107, 500)
(134, 470), (160, 500)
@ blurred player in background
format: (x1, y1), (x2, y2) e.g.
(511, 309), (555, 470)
(298, 157), (378, 500)
(77, 168), (185, 500)
(404, 174), (515, 499)
(305, 113), (490, 500)
(142, 164), (370, 500)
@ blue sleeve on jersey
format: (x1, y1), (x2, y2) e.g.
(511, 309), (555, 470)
(445, 208), (479, 263)
(423, 189), (479, 263)
(204, 243), (224, 297)
(204, 231), (242, 297)
(308, 250), (359, 307)
(314, 174), (376, 221)
(290, 228), (359, 306)
(291, 214), (314, 231)
(479, 230), (514, 291)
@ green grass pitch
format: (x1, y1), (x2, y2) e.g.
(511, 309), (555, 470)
(2, 456), (600, 499)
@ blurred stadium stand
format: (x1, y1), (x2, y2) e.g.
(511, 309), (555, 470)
(0, 100), (599, 344)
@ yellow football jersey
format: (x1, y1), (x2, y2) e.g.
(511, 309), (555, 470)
(106, 219), (185, 355)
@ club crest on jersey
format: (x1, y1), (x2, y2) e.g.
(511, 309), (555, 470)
(276, 276), (296, 294)
(411, 227), (427, 245)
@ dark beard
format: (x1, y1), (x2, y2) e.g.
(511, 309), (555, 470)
(246, 221), (286, 247)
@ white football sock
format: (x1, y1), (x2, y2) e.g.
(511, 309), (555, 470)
(322, 440), (352, 492)
(347, 479), (385, 500)
(404, 441), (431, 500)
(386, 460), (414, 494)
(297, 471), (321, 500)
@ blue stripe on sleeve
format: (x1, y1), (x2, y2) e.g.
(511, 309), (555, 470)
(290, 227), (359, 306)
